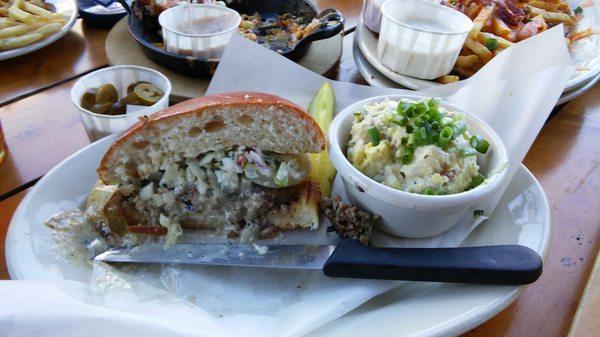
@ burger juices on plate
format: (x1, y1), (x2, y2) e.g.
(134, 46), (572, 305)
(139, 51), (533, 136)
(91, 92), (325, 245)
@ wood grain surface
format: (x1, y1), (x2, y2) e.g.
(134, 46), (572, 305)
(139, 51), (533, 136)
(0, 20), (109, 106)
(0, 2), (598, 336)
(568, 251), (600, 337)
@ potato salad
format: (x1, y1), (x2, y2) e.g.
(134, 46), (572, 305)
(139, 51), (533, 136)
(347, 98), (490, 195)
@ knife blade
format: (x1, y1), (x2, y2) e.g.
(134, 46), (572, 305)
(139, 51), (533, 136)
(94, 239), (543, 285)
(95, 242), (336, 269)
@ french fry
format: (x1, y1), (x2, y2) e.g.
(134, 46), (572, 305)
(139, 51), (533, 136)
(23, 1), (52, 18)
(0, 18), (19, 29)
(0, 32), (42, 50)
(0, 22), (41, 38)
(436, 75), (460, 84)
(526, 5), (573, 24)
(8, 0), (41, 24)
(469, 4), (495, 38)
(455, 55), (479, 68)
(464, 37), (492, 63)
(33, 22), (61, 37)
(492, 17), (511, 39)
(478, 32), (513, 48)
(528, 1), (560, 11)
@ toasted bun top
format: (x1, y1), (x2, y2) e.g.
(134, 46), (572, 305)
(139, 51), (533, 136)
(98, 92), (326, 191)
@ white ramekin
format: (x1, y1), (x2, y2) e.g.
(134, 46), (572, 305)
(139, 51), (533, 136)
(378, 0), (472, 80)
(158, 4), (241, 59)
(329, 94), (509, 238)
(71, 65), (172, 142)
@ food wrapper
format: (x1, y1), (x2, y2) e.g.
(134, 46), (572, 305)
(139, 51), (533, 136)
(0, 27), (573, 337)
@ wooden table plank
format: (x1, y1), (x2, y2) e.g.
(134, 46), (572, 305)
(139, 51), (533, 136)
(0, 19), (109, 106)
(0, 79), (90, 198)
(568, 250), (600, 337)
(463, 84), (600, 337)
(0, 189), (26, 280)
(316, 0), (363, 31)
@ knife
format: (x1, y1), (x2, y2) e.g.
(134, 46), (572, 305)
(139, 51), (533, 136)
(94, 239), (543, 285)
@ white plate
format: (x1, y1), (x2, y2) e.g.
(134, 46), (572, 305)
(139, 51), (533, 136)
(0, 0), (78, 61)
(353, 35), (600, 106)
(356, 0), (600, 92)
(5, 132), (551, 336)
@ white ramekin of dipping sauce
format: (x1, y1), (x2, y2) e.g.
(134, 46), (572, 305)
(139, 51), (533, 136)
(158, 4), (241, 59)
(378, 0), (473, 80)
(329, 95), (509, 238)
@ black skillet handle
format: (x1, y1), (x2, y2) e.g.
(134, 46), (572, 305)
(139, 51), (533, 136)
(323, 239), (543, 285)
(303, 8), (345, 42)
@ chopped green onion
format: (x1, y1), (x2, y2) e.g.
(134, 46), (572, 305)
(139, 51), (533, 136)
(415, 127), (427, 145)
(367, 127), (380, 146)
(459, 148), (478, 156)
(407, 133), (417, 150)
(574, 6), (583, 14)
(484, 37), (498, 51)
(397, 101), (412, 114)
(353, 111), (361, 116)
(470, 173), (486, 189)
(414, 102), (428, 115)
(438, 126), (453, 148)
(414, 115), (429, 126)
(427, 107), (442, 122)
(353, 111), (363, 121)
(424, 188), (436, 195)
(406, 124), (414, 133)
(475, 139), (490, 154)
(400, 136), (408, 146)
(431, 121), (441, 131)
(427, 98), (440, 109)
(474, 209), (485, 216)
(470, 135), (490, 154)
(401, 149), (413, 164)
(392, 114), (408, 126)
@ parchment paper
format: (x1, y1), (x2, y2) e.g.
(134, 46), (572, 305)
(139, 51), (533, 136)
(0, 26), (573, 337)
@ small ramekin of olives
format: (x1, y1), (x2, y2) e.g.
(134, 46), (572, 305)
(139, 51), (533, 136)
(71, 66), (172, 141)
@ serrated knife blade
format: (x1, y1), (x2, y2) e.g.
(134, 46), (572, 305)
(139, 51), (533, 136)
(94, 243), (337, 269)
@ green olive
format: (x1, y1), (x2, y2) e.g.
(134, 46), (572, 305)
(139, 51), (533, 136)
(80, 88), (97, 110)
(127, 81), (151, 94)
(132, 83), (164, 106)
(91, 102), (113, 115)
(95, 84), (119, 104)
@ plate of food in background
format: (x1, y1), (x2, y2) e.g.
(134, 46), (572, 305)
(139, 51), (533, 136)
(115, 0), (345, 77)
(0, 0), (77, 60)
(357, 0), (599, 92)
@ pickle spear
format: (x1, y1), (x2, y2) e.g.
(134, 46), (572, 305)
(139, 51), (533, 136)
(308, 82), (336, 198)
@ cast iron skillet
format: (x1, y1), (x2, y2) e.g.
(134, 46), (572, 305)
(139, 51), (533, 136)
(117, 0), (345, 77)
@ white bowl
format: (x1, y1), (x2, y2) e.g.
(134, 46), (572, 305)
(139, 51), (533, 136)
(71, 65), (172, 142)
(158, 4), (241, 59)
(378, 0), (472, 80)
(329, 94), (509, 238)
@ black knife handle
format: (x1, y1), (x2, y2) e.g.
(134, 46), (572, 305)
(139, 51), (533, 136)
(323, 240), (542, 285)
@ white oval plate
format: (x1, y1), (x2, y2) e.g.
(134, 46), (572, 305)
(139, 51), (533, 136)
(5, 134), (551, 336)
(356, 0), (600, 92)
(0, 0), (78, 61)
(353, 36), (600, 106)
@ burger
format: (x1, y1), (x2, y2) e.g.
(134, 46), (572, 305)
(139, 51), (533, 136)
(91, 92), (325, 245)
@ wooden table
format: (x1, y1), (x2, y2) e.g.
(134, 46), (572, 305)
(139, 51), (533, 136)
(0, 1), (598, 336)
